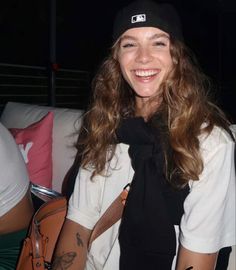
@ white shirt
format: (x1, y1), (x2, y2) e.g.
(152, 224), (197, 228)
(0, 123), (30, 217)
(180, 126), (236, 253)
(68, 143), (133, 269)
(67, 126), (236, 269)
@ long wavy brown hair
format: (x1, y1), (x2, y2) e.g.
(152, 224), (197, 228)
(76, 37), (232, 184)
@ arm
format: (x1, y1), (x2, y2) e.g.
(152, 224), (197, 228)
(177, 130), (235, 269)
(176, 244), (218, 270)
(52, 218), (92, 270)
(52, 157), (105, 269)
(0, 188), (34, 234)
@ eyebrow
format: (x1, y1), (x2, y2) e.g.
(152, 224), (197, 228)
(149, 33), (169, 40)
(120, 33), (169, 42)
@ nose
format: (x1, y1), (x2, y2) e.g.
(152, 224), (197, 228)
(135, 47), (153, 64)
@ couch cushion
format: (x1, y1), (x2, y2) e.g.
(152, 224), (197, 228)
(1, 102), (83, 192)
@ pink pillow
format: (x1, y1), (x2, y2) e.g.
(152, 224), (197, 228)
(9, 112), (53, 188)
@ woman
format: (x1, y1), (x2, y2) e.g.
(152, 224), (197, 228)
(52, 1), (235, 269)
(0, 122), (34, 269)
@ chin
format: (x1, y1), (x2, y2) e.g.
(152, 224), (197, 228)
(134, 90), (158, 98)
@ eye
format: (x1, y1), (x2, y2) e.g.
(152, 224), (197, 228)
(122, 43), (136, 48)
(153, 41), (166, 47)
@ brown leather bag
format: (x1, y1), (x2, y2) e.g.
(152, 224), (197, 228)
(16, 197), (67, 270)
(16, 185), (129, 270)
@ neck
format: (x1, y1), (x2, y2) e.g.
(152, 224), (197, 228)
(135, 97), (162, 121)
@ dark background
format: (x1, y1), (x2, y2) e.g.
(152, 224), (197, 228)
(0, 0), (235, 120)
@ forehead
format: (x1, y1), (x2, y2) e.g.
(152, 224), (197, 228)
(120, 27), (170, 40)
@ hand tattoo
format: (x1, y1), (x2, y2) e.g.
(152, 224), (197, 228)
(76, 232), (84, 247)
(52, 252), (76, 269)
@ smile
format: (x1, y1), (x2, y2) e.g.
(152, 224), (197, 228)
(134, 69), (160, 78)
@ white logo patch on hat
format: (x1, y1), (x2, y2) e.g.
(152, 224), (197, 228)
(131, 14), (146, 24)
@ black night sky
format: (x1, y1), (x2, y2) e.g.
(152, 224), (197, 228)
(0, 0), (236, 119)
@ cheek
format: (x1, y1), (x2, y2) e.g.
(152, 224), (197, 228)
(164, 53), (173, 68)
(120, 67), (131, 86)
(118, 56), (130, 78)
(154, 50), (173, 67)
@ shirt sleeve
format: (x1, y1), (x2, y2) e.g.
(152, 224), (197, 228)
(0, 124), (30, 217)
(180, 129), (236, 253)
(67, 167), (105, 230)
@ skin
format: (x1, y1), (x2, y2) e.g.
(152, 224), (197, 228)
(176, 245), (218, 270)
(118, 27), (172, 118)
(52, 27), (218, 269)
(0, 188), (34, 234)
(52, 219), (91, 270)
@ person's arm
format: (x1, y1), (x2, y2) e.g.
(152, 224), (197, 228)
(0, 188), (34, 234)
(52, 218), (92, 270)
(175, 244), (218, 270)
(177, 129), (235, 270)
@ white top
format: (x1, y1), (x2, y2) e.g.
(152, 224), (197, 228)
(180, 126), (236, 253)
(67, 126), (236, 269)
(0, 122), (30, 217)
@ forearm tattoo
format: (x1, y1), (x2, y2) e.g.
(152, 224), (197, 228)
(76, 232), (84, 247)
(52, 252), (76, 269)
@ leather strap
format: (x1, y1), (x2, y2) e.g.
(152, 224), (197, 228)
(88, 184), (130, 250)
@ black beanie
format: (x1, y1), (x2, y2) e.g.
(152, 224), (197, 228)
(113, 0), (183, 41)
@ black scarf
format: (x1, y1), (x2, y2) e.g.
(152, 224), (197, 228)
(116, 117), (189, 270)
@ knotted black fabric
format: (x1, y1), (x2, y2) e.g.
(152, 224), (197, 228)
(116, 117), (189, 270)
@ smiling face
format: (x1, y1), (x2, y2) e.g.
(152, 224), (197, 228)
(117, 27), (173, 110)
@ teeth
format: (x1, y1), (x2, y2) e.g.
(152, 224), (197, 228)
(135, 70), (158, 77)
